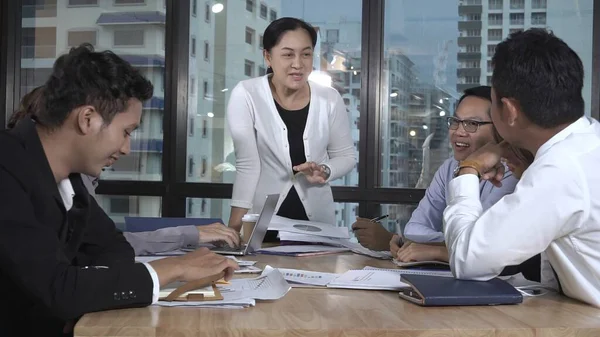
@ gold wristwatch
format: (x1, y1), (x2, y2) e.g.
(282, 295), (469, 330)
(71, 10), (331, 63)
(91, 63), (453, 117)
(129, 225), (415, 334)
(453, 160), (482, 178)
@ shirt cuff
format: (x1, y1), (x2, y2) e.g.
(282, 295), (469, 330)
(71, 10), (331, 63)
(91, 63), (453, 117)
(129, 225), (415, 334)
(180, 225), (200, 248)
(142, 262), (160, 304)
(448, 174), (481, 203)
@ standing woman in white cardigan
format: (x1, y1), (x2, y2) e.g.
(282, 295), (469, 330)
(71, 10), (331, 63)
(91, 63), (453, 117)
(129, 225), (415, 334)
(226, 17), (356, 232)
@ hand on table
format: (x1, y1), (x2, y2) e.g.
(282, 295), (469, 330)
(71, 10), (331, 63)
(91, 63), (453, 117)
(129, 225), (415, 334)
(395, 241), (448, 263)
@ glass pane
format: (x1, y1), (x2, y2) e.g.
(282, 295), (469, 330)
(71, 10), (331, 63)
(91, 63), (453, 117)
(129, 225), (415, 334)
(17, 1), (166, 181)
(379, 204), (418, 235)
(186, 0), (361, 188)
(96, 195), (162, 231)
(380, 0), (593, 188)
(186, 198), (357, 230)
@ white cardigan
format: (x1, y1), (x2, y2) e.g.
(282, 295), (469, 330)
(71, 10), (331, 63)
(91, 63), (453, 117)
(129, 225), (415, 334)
(226, 75), (357, 225)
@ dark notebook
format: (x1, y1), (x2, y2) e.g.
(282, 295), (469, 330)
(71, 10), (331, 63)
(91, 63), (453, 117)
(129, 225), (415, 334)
(398, 274), (523, 306)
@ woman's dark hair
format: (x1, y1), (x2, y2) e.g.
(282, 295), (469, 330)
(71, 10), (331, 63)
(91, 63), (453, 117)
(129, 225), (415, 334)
(263, 17), (317, 74)
(7, 86), (45, 129)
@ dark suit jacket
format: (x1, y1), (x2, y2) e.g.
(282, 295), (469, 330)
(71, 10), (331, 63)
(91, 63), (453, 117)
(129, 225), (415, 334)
(0, 119), (153, 336)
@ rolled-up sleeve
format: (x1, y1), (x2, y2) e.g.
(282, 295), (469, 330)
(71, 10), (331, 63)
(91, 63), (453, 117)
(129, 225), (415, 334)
(443, 164), (584, 280)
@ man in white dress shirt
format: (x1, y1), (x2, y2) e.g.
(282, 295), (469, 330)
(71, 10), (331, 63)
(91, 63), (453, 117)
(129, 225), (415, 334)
(443, 28), (600, 307)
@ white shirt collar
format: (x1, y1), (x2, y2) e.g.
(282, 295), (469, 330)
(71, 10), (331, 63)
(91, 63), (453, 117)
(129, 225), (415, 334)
(57, 178), (75, 211)
(536, 117), (591, 159)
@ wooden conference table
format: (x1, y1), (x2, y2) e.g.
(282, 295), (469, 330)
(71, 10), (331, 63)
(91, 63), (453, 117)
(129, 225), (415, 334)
(75, 253), (600, 337)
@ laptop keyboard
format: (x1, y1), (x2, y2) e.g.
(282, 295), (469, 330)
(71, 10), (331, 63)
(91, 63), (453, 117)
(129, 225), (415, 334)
(213, 244), (246, 252)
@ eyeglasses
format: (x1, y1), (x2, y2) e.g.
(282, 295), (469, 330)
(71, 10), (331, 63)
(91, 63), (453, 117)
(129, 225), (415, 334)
(447, 117), (493, 133)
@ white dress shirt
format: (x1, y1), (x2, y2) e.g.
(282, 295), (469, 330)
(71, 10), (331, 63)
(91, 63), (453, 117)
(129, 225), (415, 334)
(58, 179), (159, 304)
(443, 117), (600, 307)
(227, 75), (357, 224)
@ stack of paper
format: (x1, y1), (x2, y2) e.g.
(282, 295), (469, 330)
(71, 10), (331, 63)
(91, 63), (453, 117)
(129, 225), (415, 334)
(277, 232), (392, 259)
(156, 266), (291, 308)
(257, 245), (349, 257)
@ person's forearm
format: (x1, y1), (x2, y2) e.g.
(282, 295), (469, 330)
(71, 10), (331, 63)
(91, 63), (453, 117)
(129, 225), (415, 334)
(148, 257), (184, 287)
(436, 244), (449, 262)
(228, 206), (249, 232)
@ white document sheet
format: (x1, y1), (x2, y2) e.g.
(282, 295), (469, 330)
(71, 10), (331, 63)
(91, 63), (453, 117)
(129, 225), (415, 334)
(276, 268), (339, 287)
(217, 266), (291, 301)
(327, 269), (409, 291)
(269, 215), (350, 239)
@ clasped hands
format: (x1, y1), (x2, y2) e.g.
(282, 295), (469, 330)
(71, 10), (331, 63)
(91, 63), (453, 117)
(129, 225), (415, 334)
(458, 140), (512, 187)
(390, 234), (448, 263)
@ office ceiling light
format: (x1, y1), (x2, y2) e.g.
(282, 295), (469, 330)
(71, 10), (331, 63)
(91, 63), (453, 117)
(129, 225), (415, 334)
(422, 125), (428, 130)
(439, 110), (446, 117)
(390, 92), (398, 98)
(221, 88), (228, 92)
(212, 3), (224, 13)
(207, 112), (215, 117)
(409, 130), (416, 137)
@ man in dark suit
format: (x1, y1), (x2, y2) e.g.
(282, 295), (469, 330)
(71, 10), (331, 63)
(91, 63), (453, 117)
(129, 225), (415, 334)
(0, 43), (238, 337)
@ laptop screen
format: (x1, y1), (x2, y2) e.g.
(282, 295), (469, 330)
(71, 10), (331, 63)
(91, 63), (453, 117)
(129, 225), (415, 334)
(246, 194), (279, 252)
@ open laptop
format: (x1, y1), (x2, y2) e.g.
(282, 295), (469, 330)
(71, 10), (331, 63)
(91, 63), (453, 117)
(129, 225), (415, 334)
(210, 194), (279, 256)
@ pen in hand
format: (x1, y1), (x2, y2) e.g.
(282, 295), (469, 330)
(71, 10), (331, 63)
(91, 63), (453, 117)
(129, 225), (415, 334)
(370, 214), (389, 223)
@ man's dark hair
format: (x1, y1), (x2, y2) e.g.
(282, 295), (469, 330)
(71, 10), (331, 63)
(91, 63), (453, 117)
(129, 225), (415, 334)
(457, 85), (491, 107)
(37, 43), (153, 129)
(492, 28), (584, 128)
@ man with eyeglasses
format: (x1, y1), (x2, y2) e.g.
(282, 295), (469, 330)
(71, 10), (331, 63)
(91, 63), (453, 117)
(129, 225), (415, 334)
(354, 87), (516, 257)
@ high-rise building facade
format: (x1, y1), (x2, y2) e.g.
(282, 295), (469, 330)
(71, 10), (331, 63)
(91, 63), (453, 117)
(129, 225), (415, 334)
(457, 0), (593, 115)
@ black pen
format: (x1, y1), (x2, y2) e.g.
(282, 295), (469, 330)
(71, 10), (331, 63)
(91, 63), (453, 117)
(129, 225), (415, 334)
(370, 214), (389, 223)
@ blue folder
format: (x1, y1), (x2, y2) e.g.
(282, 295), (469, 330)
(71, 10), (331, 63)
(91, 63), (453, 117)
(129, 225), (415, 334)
(398, 274), (523, 306)
(123, 217), (224, 232)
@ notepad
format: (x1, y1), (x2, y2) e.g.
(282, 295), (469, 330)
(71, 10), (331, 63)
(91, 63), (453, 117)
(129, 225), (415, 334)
(398, 274), (523, 306)
(327, 269), (408, 291)
(363, 266), (453, 277)
(159, 282), (216, 300)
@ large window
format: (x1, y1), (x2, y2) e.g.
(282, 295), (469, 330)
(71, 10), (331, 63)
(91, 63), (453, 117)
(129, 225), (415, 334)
(185, 0), (362, 229)
(379, 0), (593, 218)
(16, 0), (167, 195)
(5, 0), (596, 228)
(96, 196), (162, 231)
